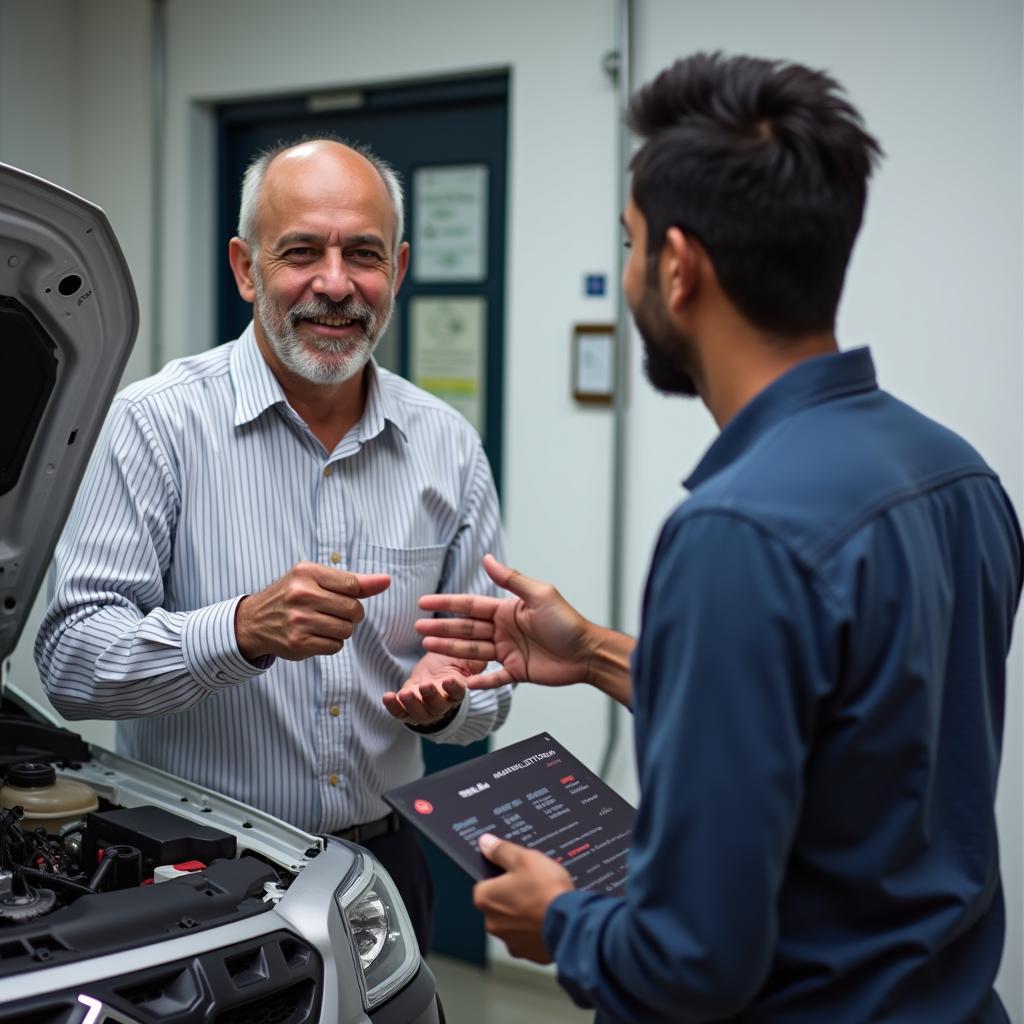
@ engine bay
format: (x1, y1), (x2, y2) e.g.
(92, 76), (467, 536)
(0, 698), (291, 976)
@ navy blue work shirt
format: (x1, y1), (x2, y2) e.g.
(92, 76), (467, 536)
(543, 348), (1022, 1023)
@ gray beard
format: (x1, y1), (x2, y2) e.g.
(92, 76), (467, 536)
(253, 275), (393, 386)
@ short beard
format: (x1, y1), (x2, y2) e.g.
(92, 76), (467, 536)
(633, 259), (700, 397)
(252, 268), (393, 386)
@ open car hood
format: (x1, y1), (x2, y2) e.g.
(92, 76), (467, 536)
(0, 162), (137, 662)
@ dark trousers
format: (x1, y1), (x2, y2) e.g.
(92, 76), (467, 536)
(358, 824), (435, 955)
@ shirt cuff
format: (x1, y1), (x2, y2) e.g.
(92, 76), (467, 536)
(543, 888), (587, 953)
(543, 889), (607, 1009)
(181, 596), (274, 691)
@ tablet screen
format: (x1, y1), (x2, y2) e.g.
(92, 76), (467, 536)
(384, 732), (635, 892)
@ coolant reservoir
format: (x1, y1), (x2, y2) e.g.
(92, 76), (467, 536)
(0, 761), (98, 832)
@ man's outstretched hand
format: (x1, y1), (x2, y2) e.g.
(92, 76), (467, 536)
(382, 652), (487, 727)
(415, 554), (598, 688)
(415, 554), (634, 705)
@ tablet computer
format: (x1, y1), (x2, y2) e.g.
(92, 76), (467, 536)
(384, 732), (634, 893)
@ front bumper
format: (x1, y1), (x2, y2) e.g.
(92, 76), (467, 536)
(0, 842), (441, 1023)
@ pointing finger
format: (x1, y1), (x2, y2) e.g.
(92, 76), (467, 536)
(418, 593), (502, 619)
(419, 635), (496, 662)
(415, 616), (495, 640)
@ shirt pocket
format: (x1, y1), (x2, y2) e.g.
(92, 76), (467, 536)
(348, 542), (448, 655)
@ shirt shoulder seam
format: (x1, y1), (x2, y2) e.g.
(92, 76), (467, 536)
(671, 506), (850, 618)
(118, 355), (234, 408)
(806, 464), (1000, 563)
(679, 463), (1001, 611)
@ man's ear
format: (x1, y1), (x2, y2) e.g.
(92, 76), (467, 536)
(228, 237), (257, 304)
(392, 240), (410, 296)
(661, 226), (699, 313)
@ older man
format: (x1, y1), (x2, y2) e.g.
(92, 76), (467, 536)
(36, 139), (512, 949)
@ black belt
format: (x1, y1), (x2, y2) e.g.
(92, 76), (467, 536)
(334, 810), (401, 845)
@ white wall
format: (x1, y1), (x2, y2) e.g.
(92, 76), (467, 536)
(0, 0), (155, 383)
(0, 0), (75, 187)
(0, 0), (1020, 1011)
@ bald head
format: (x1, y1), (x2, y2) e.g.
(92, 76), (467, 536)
(237, 137), (404, 253)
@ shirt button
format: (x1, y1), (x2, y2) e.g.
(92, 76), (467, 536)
(329, 705), (340, 717)
(329, 773), (340, 786)
(330, 552), (341, 565)
(324, 466), (334, 477)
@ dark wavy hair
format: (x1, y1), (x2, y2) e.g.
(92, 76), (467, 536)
(628, 52), (883, 336)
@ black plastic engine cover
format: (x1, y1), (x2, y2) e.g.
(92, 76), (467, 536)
(85, 806), (238, 877)
(0, 856), (277, 978)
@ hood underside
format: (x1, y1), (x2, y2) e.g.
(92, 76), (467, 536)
(0, 161), (137, 662)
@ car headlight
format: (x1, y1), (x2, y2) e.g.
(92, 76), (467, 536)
(335, 851), (419, 1010)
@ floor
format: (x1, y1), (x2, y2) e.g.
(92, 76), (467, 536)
(428, 955), (593, 1024)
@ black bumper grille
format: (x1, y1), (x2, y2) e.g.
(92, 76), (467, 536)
(0, 930), (322, 1024)
(213, 979), (314, 1024)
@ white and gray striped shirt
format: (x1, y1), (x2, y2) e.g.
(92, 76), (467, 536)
(35, 324), (512, 832)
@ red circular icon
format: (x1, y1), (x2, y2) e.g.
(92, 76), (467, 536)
(413, 799), (434, 815)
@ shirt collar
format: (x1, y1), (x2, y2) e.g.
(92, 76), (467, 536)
(359, 360), (409, 443)
(231, 322), (287, 428)
(229, 321), (409, 442)
(685, 347), (878, 491)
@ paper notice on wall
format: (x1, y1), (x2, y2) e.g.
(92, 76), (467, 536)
(410, 296), (486, 434)
(575, 332), (614, 396)
(413, 165), (488, 282)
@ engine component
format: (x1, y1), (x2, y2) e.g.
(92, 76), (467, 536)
(153, 860), (206, 883)
(0, 761), (98, 833)
(60, 830), (83, 861)
(88, 844), (142, 892)
(85, 806), (236, 878)
(0, 871), (56, 922)
(0, 716), (92, 771)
